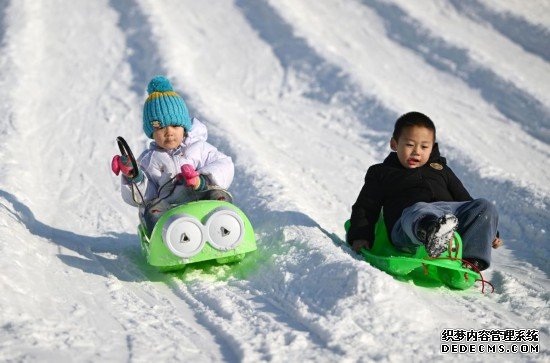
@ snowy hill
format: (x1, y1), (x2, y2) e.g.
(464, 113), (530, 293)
(0, 0), (548, 361)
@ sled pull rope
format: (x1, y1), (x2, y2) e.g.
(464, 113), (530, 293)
(450, 237), (494, 293)
(460, 259), (494, 294)
(427, 255), (494, 294)
(425, 235), (494, 293)
(421, 263), (428, 276)
(450, 236), (460, 259)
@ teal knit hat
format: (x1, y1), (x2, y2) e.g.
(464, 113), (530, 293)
(143, 76), (191, 138)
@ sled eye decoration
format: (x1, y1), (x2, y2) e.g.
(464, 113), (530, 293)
(162, 214), (206, 258)
(162, 208), (245, 257)
(205, 208), (245, 251)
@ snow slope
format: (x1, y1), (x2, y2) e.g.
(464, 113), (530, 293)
(0, 0), (548, 361)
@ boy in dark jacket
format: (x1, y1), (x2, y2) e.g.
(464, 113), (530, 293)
(347, 112), (502, 270)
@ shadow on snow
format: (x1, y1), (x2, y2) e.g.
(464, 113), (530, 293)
(448, 0), (550, 62)
(361, 0), (550, 145)
(0, 189), (152, 282)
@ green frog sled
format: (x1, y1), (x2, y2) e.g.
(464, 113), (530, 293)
(345, 216), (483, 290)
(115, 136), (256, 272)
(139, 200), (257, 271)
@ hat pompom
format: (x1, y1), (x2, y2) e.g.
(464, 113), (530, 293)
(147, 75), (174, 94)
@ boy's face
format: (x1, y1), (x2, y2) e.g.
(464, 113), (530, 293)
(153, 125), (185, 150)
(390, 126), (435, 169)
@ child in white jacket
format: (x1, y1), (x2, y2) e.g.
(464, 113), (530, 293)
(112, 76), (234, 226)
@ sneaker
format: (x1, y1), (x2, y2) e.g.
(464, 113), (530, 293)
(416, 214), (458, 257)
(462, 258), (488, 271)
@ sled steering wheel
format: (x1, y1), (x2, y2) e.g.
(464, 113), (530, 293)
(116, 136), (139, 179)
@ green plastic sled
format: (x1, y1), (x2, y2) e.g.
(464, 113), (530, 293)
(139, 200), (257, 271)
(345, 216), (480, 289)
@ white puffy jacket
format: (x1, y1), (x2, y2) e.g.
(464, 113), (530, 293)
(121, 118), (234, 207)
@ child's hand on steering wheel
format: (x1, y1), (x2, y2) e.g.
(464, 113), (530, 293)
(112, 155), (142, 182)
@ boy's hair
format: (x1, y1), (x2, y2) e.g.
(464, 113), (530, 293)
(392, 112), (436, 141)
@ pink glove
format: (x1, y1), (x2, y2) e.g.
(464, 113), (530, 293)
(112, 155), (143, 182)
(178, 164), (203, 190)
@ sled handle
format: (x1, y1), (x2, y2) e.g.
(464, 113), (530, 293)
(116, 136), (139, 179)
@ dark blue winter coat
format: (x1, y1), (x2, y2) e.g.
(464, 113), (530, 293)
(347, 144), (472, 244)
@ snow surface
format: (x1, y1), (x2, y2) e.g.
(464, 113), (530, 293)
(0, 0), (548, 362)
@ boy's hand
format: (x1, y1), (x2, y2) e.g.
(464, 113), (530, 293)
(492, 237), (503, 249)
(178, 164), (203, 190)
(352, 239), (372, 252)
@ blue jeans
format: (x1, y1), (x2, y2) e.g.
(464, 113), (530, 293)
(391, 199), (499, 267)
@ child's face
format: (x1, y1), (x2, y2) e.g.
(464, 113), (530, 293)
(153, 125), (185, 150)
(390, 126), (435, 169)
